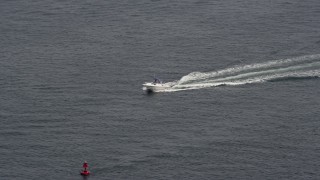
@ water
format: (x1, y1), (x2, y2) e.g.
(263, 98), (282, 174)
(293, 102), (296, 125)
(1, 0), (320, 179)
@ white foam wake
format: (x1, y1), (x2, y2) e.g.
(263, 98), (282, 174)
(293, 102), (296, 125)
(161, 54), (320, 92)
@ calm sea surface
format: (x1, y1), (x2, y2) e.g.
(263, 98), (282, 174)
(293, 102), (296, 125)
(1, 0), (320, 179)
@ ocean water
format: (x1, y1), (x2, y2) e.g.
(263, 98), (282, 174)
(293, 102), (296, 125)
(1, 0), (320, 179)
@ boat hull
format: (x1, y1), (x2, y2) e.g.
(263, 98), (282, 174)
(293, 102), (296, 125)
(142, 82), (170, 92)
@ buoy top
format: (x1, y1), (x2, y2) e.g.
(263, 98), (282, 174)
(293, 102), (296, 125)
(83, 161), (88, 168)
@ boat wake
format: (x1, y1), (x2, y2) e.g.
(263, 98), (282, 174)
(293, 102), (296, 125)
(161, 54), (320, 92)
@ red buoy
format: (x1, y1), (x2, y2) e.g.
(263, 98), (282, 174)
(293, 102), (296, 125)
(80, 161), (90, 176)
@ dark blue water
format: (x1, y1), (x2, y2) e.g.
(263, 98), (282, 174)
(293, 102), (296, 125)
(1, 0), (320, 179)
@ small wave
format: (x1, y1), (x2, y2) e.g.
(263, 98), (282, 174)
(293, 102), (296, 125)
(268, 75), (319, 82)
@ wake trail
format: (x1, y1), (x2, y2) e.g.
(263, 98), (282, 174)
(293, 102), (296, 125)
(162, 54), (320, 92)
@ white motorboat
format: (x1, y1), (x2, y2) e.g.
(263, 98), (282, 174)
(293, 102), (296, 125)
(142, 78), (171, 92)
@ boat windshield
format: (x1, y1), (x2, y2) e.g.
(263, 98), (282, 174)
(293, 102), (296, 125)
(153, 78), (162, 83)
